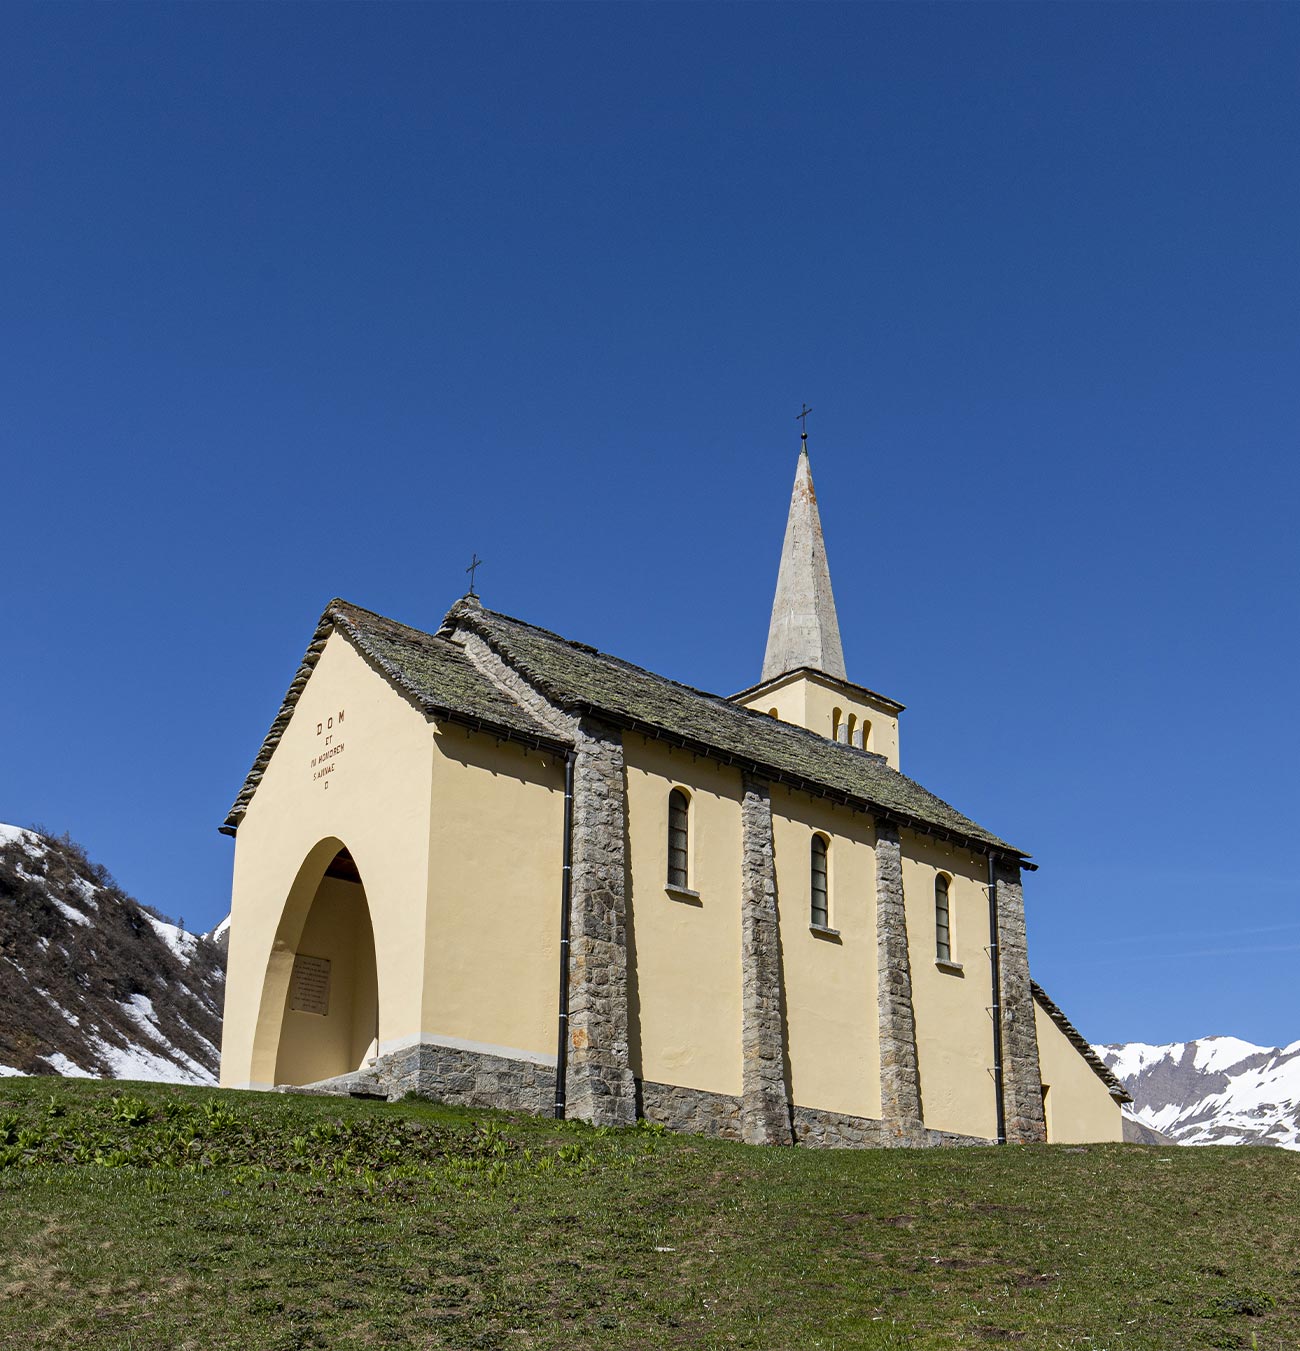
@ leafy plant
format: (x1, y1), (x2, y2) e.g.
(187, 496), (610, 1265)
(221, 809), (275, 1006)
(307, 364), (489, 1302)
(110, 1095), (152, 1126)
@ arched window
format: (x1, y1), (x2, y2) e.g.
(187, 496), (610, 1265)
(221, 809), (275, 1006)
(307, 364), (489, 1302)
(667, 789), (690, 890)
(768, 708), (779, 719)
(935, 874), (952, 961)
(811, 835), (829, 928)
(831, 708), (843, 742)
(846, 713), (857, 746)
(858, 719), (871, 751)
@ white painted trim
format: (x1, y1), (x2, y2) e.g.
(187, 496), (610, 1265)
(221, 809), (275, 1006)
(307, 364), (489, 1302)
(377, 1031), (557, 1069)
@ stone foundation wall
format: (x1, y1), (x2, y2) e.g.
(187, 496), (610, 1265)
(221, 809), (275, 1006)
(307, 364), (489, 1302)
(638, 1080), (744, 1141)
(316, 1043), (994, 1150)
(369, 1041), (557, 1114)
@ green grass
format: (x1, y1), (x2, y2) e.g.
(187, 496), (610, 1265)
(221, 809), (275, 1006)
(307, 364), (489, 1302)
(0, 1079), (1296, 1349)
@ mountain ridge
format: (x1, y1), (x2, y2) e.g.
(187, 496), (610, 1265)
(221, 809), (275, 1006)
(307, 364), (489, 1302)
(1095, 1034), (1300, 1150)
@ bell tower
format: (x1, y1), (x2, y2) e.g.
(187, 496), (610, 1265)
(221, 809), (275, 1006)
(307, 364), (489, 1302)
(732, 425), (904, 769)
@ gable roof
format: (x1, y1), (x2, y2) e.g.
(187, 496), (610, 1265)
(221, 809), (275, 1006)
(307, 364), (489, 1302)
(220, 599), (565, 835)
(449, 599), (1026, 859)
(1032, 981), (1132, 1103)
(225, 595), (1027, 860)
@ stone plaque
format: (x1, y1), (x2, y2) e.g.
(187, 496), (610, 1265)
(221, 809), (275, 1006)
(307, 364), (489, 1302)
(289, 953), (331, 1016)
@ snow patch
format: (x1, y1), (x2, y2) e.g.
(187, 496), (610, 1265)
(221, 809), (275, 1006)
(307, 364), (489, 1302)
(120, 993), (163, 1043)
(42, 1053), (94, 1078)
(0, 823), (39, 849)
(1100, 1042), (1178, 1081)
(51, 897), (92, 927)
(1192, 1036), (1266, 1074)
(90, 1035), (215, 1086)
(142, 911), (199, 961)
(0, 1065), (25, 1078)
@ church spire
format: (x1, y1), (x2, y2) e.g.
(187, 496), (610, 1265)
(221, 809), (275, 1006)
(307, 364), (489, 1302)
(760, 431), (847, 683)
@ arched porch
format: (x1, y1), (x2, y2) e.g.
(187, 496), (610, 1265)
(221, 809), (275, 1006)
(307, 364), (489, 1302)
(250, 838), (380, 1088)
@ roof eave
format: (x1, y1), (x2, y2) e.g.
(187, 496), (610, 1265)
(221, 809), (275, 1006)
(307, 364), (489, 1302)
(220, 601), (572, 838)
(731, 666), (906, 715)
(1031, 981), (1133, 1104)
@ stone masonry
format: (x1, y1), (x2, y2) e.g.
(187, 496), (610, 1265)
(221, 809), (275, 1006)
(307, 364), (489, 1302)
(994, 859), (1048, 1144)
(299, 1049), (993, 1152)
(639, 1080), (744, 1140)
(739, 778), (793, 1145)
(297, 1039), (556, 1114)
(875, 820), (924, 1144)
(564, 717), (637, 1126)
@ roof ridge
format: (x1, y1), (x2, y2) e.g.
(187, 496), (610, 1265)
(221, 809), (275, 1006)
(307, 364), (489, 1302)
(457, 604), (1012, 853)
(469, 604), (846, 733)
(470, 605), (935, 783)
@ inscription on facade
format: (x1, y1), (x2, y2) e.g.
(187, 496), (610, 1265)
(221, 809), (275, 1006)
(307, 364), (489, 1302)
(310, 709), (346, 788)
(289, 953), (332, 1015)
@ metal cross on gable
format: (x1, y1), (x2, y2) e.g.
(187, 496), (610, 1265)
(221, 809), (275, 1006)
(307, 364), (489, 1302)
(466, 553), (484, 597)
(796, 403), (813, 438)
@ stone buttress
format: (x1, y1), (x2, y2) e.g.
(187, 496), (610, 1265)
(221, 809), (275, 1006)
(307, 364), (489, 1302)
(739, 777), (793, 1145)
(454, 615), (637, 1128)
(994, 859), (1047, 1144)
(563, 718), (637, 1126)
(874, 821), (924, 1144)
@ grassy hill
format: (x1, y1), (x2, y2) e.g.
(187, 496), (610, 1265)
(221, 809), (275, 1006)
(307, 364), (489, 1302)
(0, 1078), (1295, 1350)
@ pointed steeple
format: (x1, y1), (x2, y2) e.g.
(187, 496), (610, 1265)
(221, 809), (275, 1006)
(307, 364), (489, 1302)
(761, 440), (847, 682)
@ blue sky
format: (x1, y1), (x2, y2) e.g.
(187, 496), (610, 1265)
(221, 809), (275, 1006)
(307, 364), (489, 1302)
(2, 3), (1296, 1048)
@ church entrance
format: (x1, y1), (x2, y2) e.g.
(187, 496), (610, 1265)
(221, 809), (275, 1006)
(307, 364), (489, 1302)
(270, 846), (379, 1087)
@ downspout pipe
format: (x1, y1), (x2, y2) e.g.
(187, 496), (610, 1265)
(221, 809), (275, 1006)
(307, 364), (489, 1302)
(987, 852), (1007, 1146)
(554, 750), (576, 1118)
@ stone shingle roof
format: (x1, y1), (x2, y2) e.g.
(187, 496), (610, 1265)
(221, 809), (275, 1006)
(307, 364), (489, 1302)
(220, 600), (563, 835)
(225, 595), (1027, 859)
(449, 599), (1026, 859)
(1031, 981), (1133, 1103)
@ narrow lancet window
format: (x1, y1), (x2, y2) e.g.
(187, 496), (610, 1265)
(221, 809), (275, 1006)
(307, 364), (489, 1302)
(668, 789), (690, 890)
(811, 835), (829, 928)
(935, 874), (952, 961)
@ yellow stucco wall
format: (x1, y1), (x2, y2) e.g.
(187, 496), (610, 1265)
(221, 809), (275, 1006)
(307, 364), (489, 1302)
(736, 672), (900, 768)
(623, 735), (744, 1097)
(421, 728), (565, 1062)
(1035, 1002), (1125, 1143)
(220, 632), (436, 1088)
(904, 834), (999, 1141)
(771, 786), (881, 1120)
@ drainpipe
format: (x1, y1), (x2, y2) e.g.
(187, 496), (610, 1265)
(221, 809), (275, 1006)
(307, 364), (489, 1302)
(553, 750), (576, 1118)
(987, 853), (1007, 1145)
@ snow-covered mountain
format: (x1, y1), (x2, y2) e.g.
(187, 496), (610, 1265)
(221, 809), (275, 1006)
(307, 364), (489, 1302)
(1095, 1036), (1300, 1150)
(0, 824), (225, 1084)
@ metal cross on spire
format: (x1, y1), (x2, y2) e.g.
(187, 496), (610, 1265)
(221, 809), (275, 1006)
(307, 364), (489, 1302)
(466, 553), (484, 597)
(796, 403), (813, 441)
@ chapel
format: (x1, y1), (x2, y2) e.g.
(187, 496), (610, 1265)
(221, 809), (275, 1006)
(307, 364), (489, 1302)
(218, 434), (1128, 1147)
